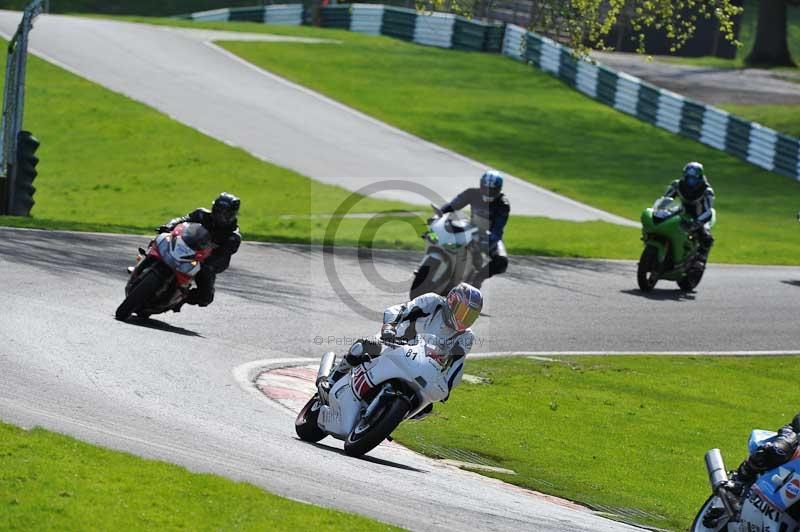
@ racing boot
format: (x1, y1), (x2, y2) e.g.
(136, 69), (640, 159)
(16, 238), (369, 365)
(328, 338), (382, 385)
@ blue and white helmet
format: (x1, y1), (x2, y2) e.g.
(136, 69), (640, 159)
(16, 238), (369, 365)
(445, 282), (483, 331)
(480, 170), (504, 202)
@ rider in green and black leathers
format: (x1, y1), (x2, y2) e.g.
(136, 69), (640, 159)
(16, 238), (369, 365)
(664, 162), (715, 267)
(440, 170), (510, 288)
(157, 192), (241, 307)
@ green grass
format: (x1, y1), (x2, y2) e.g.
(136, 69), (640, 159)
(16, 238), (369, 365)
(201, 26), (800, 265)
(0, 421), (398, 531)
(0, 27), (645, 260)
(6, 16), (800, 264)
(394, 355), (800, 531)
(0, 40), (428, 247)
(719, 103), (800, 138)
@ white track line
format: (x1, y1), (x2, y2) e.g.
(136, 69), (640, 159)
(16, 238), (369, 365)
(471, 351), (800, 358)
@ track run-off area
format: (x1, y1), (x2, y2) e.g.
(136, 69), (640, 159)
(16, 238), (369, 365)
(1, 10), (799, 532)
(2, 227), (800, 530)
(0, 11), (633, 225)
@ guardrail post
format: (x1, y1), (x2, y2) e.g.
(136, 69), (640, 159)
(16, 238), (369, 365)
(1, 0), (43, 216)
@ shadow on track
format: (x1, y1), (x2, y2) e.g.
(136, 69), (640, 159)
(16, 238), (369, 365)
(124, 316), (204, 337)
(302, 440), (428, 474)
(781, 280), (800, 288)
(619, 288), (696, 301)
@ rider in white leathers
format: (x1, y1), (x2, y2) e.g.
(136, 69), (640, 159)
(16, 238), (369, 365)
(326, 284), (483, 410)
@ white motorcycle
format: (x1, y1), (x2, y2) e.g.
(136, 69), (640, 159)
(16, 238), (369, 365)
(692, 430), (800, 531)
(409, 205), (483, 299)
(295, 334), (452, 457)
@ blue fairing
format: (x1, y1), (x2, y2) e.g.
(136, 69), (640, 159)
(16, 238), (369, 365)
(747, 429), (800, 514)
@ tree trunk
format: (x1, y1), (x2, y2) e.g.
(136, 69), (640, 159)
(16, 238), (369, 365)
(745, 0), (796, 67)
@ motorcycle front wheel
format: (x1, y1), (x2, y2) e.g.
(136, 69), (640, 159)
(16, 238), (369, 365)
(690, 495), (731, 532)
(678, 265), (705, 292)
(410, 262), (446, 298)
(637, 245), (660, 292)
(115, 269), (162, 321)
(295, 396), (326, 443)
(344, 397), (410, 457)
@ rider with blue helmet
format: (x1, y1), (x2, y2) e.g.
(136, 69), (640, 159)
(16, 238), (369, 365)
(663, 162), (715, 267)
(440, 170), (510, 288)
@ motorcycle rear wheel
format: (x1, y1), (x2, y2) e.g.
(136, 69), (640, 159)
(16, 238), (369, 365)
(295, 396), (326, 443)
(115, 269), (162, 321)
(637, 245), (660, 292)
(690, 495), (731, 532)
(344, 397), (410, 457)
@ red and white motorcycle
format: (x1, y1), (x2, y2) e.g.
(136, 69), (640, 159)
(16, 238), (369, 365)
(115, 222), (214, 321)
(295, 334), (453, 457)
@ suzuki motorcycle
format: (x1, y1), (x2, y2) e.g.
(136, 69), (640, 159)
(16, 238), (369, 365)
(410, 205), (482, 299)
(115, 222), (214, 321)
(637, 196), (716, 292)
(692, 430), (800, 531)
(295, 334), (453, 457)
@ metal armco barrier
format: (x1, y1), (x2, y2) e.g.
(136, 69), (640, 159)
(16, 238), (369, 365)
(1, 0), (44, 216)
(177, 6), (800, 180)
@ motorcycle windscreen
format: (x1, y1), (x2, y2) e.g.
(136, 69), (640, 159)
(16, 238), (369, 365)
(179, 223), (212, 251)
(651, 197), (683, 224)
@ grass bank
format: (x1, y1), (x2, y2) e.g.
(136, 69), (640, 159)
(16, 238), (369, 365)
(0, 30), (646, 260)
(0, 421), (397, 531)
(719, 103), (800, 138)
(214, 27), (800, 265)
(113, 16), (800, 264)
(394, 355), (800, 531)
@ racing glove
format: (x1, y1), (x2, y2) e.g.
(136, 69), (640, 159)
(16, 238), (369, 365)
(380, 324), (397, 343)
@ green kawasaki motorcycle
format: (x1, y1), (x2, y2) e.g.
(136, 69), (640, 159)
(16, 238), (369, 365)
(637, 196), (716, 292)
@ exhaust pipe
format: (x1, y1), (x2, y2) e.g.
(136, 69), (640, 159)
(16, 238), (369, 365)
(316, 352), (336, 385)
(706, 449), (729, 490)
(705, 449), (739, 518)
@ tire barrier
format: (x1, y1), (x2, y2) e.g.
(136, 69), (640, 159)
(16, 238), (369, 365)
(501, 24), (800, 180)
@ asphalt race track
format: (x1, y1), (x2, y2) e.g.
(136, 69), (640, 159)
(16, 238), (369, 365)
(2, 227), (799, 530)
(0, 11), (634, 226)
(0, 9), (798, 532)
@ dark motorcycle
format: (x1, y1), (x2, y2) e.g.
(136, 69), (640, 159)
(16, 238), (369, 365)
(115, 222), (213, 321)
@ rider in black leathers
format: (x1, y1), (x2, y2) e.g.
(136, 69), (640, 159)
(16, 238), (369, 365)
(440, 170), (510, 288)
(157, 192), (241, 307)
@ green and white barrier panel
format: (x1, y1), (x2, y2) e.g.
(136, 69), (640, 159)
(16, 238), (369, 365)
(179, 4), (504, 52)
(319, 4), (503, 53)
(180, 4), (304, 25)
(502, 24), (800, 179)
